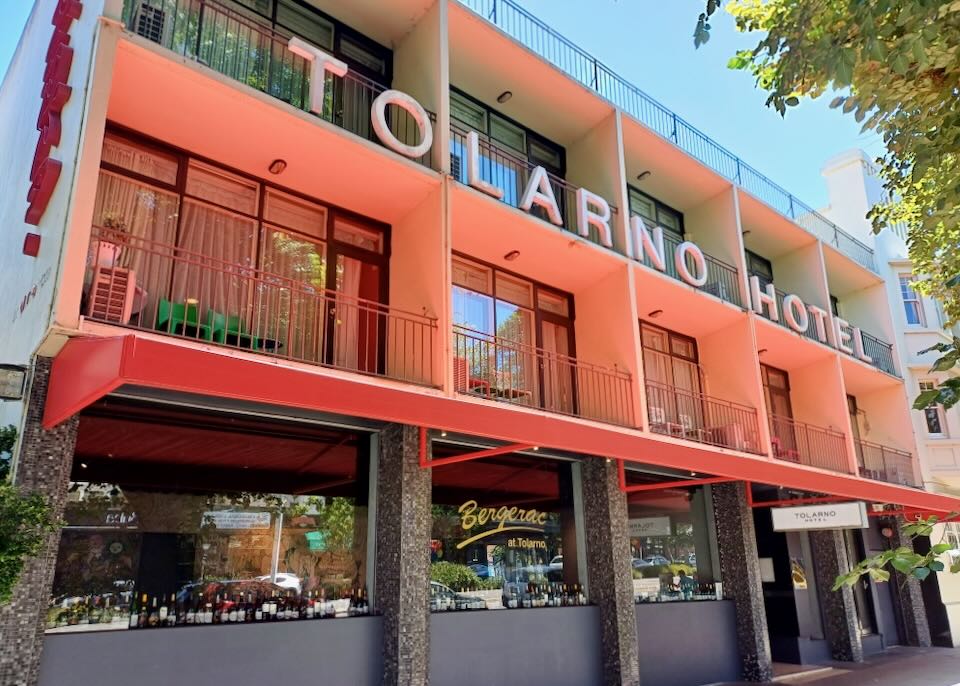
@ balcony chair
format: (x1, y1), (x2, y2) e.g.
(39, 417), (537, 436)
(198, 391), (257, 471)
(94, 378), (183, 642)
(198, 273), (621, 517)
(156, 298), (212, 340)
(771, 436), (801, 463)
(453, 356), (491, 397)
(206, 310), (261, 350)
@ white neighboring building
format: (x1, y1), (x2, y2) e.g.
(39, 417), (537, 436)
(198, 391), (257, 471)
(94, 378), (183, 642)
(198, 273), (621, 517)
(820, 149), (960, 647)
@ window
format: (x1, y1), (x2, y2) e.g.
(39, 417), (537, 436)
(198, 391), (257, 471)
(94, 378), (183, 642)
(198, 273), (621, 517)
(624, 473), (720, 603)
(641, 322), (704, 432)
(900, 274), (925, 326)
(627, 187), (683, 240)
(430, 451), (586, 610)
(830, 295), (840, 318)
(920, 381), (947, 437)
(452, 257), (575, 414)
(47, 411), (371, 633)
(746, 250), (774, 287)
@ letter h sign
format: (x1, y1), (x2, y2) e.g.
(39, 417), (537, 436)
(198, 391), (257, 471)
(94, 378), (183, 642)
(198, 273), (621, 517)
(24, 0), (81, 253)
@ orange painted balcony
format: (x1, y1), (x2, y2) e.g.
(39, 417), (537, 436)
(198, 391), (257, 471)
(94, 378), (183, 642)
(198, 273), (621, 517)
(452, 325), (635, 427)
(449, 124), (619, 248)
(769, 414), (850, 474)
(856, 439), (918, 488)
(83, 226), (438, 386)
(643, 380), (763, 455)
(122, 0), (436, 168)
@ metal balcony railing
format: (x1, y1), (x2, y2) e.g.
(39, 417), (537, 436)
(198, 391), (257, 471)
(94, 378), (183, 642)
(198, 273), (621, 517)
(750, 279), (821, 343)
(856, 439), (918, 487)
(644, 380), (763, 454)
(452, 325), (635, 427)
(456, 0), (876, 272)
(450, 124), (620, 250)
(769, 414), (850, 474)
(84, 226), (438, 386)
(634, 221), (742, 307)
(862, 331), (897, 376)
(123, 0), (437, 168)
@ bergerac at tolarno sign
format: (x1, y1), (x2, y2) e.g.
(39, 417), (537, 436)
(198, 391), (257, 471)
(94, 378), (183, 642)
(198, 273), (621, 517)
(771, 502), (869, 532)
(291, 38), (875, 365)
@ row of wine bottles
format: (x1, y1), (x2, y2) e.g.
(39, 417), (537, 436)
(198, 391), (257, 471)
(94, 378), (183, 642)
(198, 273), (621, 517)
(505, 583), (587, 609)
(127, 588), (371, 628)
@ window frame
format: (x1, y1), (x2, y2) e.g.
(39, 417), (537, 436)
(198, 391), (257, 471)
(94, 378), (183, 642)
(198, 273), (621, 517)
(899, 273), (926, 327)
(627, 186), (684, 239)
(919, 380), (948, 438)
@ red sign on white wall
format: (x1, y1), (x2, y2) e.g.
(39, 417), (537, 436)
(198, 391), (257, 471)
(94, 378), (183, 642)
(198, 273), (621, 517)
(24, 0), (82, 255)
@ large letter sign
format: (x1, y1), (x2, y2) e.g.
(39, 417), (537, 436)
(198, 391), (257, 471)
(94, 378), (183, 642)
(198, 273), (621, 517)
(25, 0), (82, 253)
(287, 38), (347, 117)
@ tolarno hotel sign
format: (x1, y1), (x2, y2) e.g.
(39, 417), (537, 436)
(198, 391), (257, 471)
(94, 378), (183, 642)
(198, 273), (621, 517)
(291, 39), (876, 367)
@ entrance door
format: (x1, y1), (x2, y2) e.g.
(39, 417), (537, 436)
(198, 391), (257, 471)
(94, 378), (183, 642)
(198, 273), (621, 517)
(762, 365), (798, 458)
(539, 317), (575, 415)
(843, 529), (878, 635)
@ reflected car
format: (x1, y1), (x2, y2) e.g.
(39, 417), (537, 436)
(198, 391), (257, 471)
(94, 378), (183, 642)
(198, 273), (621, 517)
(548, 555), (563, 571)
(643, 555), (671, 567)
(468, 563), (495, 579)
(255, 572), (302, 594)
(631, 558), (653, 569)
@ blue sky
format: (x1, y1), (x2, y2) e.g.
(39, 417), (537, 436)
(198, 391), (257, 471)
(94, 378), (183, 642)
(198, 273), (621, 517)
(0, 0), (881, 210)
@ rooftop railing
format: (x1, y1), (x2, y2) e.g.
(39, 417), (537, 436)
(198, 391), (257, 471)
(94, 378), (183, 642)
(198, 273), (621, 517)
(124, 0), (437, 169)
(769, 414), (850, 474)
(644, 380), (763, 455)
(856, 439), (917, 487)
(452, 325), (635, 428)
(635, 222), (742, 307)
(84, 226), (438, 386)
(456, 0), (876, 272)
(450, 124), (620, 250)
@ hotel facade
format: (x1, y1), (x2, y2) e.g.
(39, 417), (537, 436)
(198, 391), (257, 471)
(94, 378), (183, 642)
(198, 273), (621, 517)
(1, 1), (958, 685)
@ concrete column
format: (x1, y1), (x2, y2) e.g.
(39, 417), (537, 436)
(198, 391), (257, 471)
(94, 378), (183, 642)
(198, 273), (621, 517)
(883, 518), (932, 647)
(809, 530), (864, 662)
(0, 358), (79, 686)
(580, 459), (640, 686)
(374, 424), (432, 686)
(712, 482), (773, 682)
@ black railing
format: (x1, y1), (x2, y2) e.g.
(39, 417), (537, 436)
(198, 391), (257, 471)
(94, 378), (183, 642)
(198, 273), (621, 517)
(123, 0), (436, 168)
(450, 124), (620, 250)
(634, 221), (742, 307)
(856, 439), (917, 487)
(862, 331), (897, 376)
(456, 0), (876, 272)
(769, 414), (850, 473)
(452, 325), (635, 427)
(84, 226), (438, 386)
(644, 380), (763, 454)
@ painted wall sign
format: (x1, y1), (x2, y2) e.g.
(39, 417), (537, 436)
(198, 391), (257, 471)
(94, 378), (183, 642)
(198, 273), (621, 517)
(456, 499), (548, 549)
(24, 0), (82, 252)
(628, 516), (672, 538)
(291, 37), (883, 369)
(771, 501), (869, 532)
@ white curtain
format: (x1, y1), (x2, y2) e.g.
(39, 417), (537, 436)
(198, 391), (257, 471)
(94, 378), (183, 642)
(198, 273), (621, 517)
(540, 321), (573, 414)
(333, 256), (363, 370)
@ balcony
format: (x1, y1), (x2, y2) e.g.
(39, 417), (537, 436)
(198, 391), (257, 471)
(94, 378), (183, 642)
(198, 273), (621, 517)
(634, 223), (742, 307)
(856, 440), (918, 487)
(452, 325), (635, 427)
(122, 0), (436, 169)
(769, 415), (850, 474)
(83, 226), (437, 386)
(644, 381), (763, 454)
(450, 124), (618, 248)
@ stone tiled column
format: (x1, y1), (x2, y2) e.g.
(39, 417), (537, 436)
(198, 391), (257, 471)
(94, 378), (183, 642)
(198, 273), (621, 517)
(712, 482), (773, 682)
(0, 358), (79, 686)
(580, 459), (640, 686)
(883, 517), (932, 647)
(809, 530), (864, 662)
(374, 424), (432, 686)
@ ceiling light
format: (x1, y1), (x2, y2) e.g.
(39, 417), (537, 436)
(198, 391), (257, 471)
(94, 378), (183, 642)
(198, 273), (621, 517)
(268, 159), (287, 175)
(497, 90), (513, 104)
(636, 171), (652, 181)
(440, 430), (447, 437)
(504, 250), (520, 261)
(80, 462), (88, 469)
(648, 309), (663, 319)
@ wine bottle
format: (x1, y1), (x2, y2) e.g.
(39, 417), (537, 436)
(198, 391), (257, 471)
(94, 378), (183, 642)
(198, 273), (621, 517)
(158, 594), (169, 626)
(128, 592), (140, 629)
(147, 596), (159, 627)
(228, 595), (238, 623)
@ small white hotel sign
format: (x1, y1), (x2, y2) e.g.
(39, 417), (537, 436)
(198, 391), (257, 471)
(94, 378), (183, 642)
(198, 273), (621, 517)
(628, 516), (672, 538)
(771, 502), (869, 532)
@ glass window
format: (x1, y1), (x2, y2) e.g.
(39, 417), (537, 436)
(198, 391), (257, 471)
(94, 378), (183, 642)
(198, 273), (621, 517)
(264, 189), (327, 239)
(430, 453), (586, 611)
(47, 419), (371, 634)
(900, 274), (925, 326)
(537, 290), (569, 318)
(495, 273), (533, 309)
(489, 115), (526, 154)
(186, 162), (260, 217)
(920, 381), (947, 437)
(528, 137), (562, 172)
(333, 217), (383, 254)
(452, 258), (492, 295)
(276, 0), (334, 49)
(450, 92), (488, 132)
(628, 188), (683, 239)
(101, 133), (179, 186)
(625, 477), (720, 603)
(339, 35), (386, 76)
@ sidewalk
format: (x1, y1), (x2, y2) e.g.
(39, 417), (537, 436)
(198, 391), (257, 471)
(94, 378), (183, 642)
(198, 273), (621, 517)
(718, 646), (960, 685)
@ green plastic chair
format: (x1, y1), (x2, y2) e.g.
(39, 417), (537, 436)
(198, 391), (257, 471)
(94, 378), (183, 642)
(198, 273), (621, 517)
(206, 309), (260, 349)
(156, 298), (212, 340)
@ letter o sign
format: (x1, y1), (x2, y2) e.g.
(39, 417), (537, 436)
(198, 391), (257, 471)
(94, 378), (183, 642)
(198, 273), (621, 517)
(371, 90), (433, 160)
(675, 241), (708, 288)
(782, 294), (810, 334)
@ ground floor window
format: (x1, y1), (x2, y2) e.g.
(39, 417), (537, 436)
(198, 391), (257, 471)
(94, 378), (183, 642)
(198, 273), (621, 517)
(624, 471), (721, 603)
(46, 405), (371, 633)
(429, 450), (586, 611)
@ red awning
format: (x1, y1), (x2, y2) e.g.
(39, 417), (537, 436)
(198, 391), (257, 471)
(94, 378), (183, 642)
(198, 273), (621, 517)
(43, 334), (960, 514)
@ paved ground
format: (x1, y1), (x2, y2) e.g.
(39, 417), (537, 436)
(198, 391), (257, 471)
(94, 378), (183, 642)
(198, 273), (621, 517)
(717, 646), (960, 685)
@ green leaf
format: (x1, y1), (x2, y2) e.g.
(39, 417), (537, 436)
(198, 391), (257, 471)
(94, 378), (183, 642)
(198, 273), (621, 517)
(932, 542), (954, 555)
(785, 96), (800, 107)
(913, 567), (931, 581)
(830, 96), (846, 109)
(929, 560), (945, 572)
(914, 388), (942, 409)
(868, 567), (891, 583)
